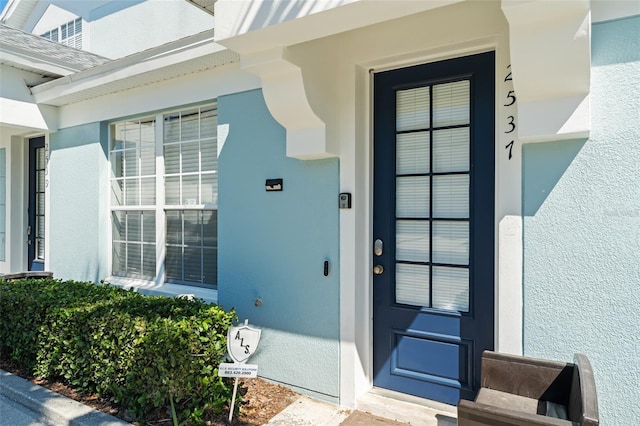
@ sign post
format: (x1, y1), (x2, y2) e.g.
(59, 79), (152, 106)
(219, 319), (261, 422)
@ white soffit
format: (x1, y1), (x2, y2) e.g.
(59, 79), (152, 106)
(0, 98), (57, 131)
(31, 30), (239, 106)
(0, 0), (37, 28)
(502, 0), (591, 143)
(215, 0), (464, 159)
(591, 0), (640, 23)
(215, 0), (464, 54)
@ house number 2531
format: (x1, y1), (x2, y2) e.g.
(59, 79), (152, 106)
(504, 65), (517, 160)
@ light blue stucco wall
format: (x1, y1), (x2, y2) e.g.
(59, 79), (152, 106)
(217, 89), (340, 401)
(49, 122), (109, 283)
(522, 16), (640, 425)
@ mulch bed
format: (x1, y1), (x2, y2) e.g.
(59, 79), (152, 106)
(0, 355), (299, 425)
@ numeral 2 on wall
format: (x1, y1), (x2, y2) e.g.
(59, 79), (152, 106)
(504, 65), (517, 160)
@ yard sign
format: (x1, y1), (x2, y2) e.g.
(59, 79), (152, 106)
(219, 319), (261, 421)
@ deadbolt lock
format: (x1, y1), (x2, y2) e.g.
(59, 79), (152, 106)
(374, 239), (383, 256)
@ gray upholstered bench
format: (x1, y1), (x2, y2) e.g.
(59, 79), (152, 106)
(458, 351), (598, 426)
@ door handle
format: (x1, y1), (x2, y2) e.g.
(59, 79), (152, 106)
(26, 226), (32, 244)
(373, 265), (384, 275)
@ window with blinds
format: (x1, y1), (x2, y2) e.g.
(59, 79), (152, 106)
(41, 28), (58, 42)
(111, 118), (157, 279)
(395, 80), (471, 312)
(61, 18), (82, 50)
(0, 148), (5, 262)
(109, 104), (218, 288)
(40, 19), (81, 49)
(163, 106), (218, 286)
(34, 147), (46, 262)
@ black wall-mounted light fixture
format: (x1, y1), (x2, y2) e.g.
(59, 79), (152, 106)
(265, 178), (283, 191)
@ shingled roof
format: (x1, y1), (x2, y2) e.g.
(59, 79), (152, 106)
(0, 24), (111, 77)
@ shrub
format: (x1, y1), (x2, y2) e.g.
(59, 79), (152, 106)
(0, 279), (237, 424)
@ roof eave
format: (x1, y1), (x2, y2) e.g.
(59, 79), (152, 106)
(31, 29), (238, 106)
(0, 43), (82, 77)
(0, 0), (38, 28)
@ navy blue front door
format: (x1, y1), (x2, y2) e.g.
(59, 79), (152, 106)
(28, 137), (45, 271)
(373, 52), (495, 405)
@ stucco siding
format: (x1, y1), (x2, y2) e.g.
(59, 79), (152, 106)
(522, 16), (640, 425)
(89, 0), (214, 59)
(217, 89), (340, 401)
(48, 122), (109, 283)
(25, 0), (213, 59)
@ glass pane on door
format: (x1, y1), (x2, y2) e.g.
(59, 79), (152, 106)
(34, 147), (45, 261)
(394, 80), (471, 311)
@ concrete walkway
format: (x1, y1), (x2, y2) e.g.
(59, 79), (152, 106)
(267, 389), (457, 426)
(0, 393), (57, 426)
(0, 370), (128, 426)
(1, 368), (458, 425)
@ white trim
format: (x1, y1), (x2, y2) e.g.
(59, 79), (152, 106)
(107, 104), (218, 290)
(339, 35), (524, 408)
(155, 113), (166, 286)
(501, 0), (591, 143)
(215, 0), (465, 53)
(32, 30), (239, 107)
(0, 0), (37, 29)
(0, 48), (78, 76)
(591, 0), (640, 23)
(0, 98), (57, 132)
(43, 133), (50, 272)
(240, 47), (330, 160)
(105, 275), (218, 304)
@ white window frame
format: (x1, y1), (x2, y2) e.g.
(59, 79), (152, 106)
(61, 18), (82, 49)
(107, 103), (218, 300)
(40, 18), (81, 48)
(0, 148), (5, 262)
(40, 28), (58, 42)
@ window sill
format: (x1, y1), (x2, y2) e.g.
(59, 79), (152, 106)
(104, 276), (218, 304)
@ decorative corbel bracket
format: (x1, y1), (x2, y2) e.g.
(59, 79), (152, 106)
(241, 47), (332, 160)
(502, 0), (591, 143)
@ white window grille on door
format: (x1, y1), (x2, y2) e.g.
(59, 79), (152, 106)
(0, 148), (5, 261)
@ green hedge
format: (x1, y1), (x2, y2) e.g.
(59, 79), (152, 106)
(0, 279), (237, 424)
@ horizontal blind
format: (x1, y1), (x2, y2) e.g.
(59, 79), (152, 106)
(396, 132), (430, 175)
(433, 128), (469, 173)
(396, 264), (430, 307)
(163, 105), (218, 207)
(166, 210), (217, 286)
(432, 266), (469, 311)
(110, 104), (217, 287)
(110, 118), (156, 207)
(0, 149), (5, 261)
(110, 118), (157, 280)
(396, 220), (430, 262)
(433, 81), (469, 127)
(394, 79), (471, 312)
(111, 211), (156, 278)
(432, 221), (468, 265)
(397, 86), (430, 131)
(396, 176), (430, 218)
(432, 175), (468, 219)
